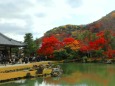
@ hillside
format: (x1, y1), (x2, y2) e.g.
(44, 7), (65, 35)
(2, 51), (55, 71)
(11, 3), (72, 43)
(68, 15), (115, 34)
(44, 25), (84, 40)
(37, 10), (115, 42)
(37, 11), (115, 59)
(86, 10), (115, 32)
(99, 10), (115, 30)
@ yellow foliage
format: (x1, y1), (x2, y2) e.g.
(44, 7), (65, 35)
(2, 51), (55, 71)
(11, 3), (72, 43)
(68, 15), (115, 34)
(72, 31), (77, 37)
(68, 40), (80, 51)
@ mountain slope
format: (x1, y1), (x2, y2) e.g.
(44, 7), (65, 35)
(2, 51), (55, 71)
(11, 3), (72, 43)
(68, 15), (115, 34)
(86, 10), (115, 32)
(99, 10), (115, 30)
(39, 10), (115, 41)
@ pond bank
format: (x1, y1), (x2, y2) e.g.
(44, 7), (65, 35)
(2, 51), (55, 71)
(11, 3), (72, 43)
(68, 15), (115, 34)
(62, 58), (115, 64)
(0, 61), (57, 82)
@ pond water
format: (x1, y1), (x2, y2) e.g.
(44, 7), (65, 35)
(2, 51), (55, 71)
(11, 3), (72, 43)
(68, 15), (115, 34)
(0, 63), (115, 86)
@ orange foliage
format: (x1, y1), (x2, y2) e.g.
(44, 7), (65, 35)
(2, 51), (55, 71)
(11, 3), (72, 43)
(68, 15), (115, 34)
(68, 40), (80, 51)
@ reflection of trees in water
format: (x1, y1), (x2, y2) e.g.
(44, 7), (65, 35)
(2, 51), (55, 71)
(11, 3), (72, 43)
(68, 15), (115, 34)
(0, 80), (26, 86)
(61, 63), (78, 75)
(43, 77), (61, 85)
(0, 78), (44, 86)
(43, 71), (110, 86)
(35, 77), (43, 85)
(61, 63), (93, 75)
(24, 79), (36, 86)
(58, 63), (115, 86)
(61, 63), (109, 76)
(62, 63), (95, 75)
(108, 75), (115, 86)
(24, 78), (43, 86)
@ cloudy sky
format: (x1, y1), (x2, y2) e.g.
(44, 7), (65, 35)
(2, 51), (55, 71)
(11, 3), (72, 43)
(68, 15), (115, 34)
(0, 0), (114, 41)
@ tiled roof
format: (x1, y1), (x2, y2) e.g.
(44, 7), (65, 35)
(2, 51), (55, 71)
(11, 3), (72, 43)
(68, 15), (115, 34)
(0, 33), (26, 47)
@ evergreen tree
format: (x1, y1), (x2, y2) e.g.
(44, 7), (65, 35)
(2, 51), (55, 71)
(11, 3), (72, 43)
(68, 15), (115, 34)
(24, 33), (37, 56)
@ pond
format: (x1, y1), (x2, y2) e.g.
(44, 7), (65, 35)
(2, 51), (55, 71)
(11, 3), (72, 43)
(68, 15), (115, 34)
(0, 63), (115, 86)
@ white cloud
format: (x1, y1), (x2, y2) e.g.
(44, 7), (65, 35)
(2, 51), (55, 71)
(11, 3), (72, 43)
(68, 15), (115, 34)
(0, 18), (27, 28)
(0, 0), (114, 41)
(4, 33), (24, 42)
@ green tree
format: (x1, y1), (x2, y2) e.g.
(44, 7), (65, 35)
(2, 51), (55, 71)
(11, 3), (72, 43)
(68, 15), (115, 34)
(76, 30), (91, 43)
(24, 33), (37, 56)
(91, 33), (98, 41)
(104, 30), (115, 50)
(104, 30), (111, 41)
(110, 36), (115, 49)
(94, 49), (104, 57)
(54, 49), (68, 60)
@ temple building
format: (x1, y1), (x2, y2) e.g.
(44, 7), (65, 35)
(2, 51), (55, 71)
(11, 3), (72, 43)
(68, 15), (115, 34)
(0, 33), (26, 60)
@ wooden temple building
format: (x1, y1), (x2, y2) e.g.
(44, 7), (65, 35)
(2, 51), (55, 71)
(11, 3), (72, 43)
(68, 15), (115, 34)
(0, 33), (26, 60)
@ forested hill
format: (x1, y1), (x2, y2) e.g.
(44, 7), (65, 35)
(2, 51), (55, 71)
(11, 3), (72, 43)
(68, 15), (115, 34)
(38, 10), (115, 41)
(99, 10), (115, 30)
(85, 10), (115, 32)
(44, 25), (84, 40)
(36, 11), (115, 59)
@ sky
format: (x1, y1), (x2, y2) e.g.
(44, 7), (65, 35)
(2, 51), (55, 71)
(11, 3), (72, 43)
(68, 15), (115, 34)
(0, 0), (115, 41)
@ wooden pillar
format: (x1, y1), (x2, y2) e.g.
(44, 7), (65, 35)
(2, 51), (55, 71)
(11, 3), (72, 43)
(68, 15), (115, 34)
(10, 47), (11, 58)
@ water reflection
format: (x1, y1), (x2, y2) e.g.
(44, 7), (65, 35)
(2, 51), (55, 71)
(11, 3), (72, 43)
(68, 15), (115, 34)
(0, 63), (115, 86)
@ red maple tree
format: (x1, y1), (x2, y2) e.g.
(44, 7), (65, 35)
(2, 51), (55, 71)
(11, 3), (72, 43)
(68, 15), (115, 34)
(37, 36), (61, 57)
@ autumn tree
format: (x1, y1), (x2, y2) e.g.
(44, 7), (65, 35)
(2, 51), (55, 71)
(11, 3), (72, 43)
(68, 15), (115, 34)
(89, 37), (106, 50)
(37, 36), (61, 58)
(63, 38), (81, 59)
(67, 40), (80, 51)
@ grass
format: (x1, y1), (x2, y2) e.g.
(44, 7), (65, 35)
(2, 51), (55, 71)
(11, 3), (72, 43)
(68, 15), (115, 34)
(0, 61), (55, 81)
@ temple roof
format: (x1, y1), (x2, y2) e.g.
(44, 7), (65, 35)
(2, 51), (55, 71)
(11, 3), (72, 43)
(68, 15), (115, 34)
(0, 33), (26, 47)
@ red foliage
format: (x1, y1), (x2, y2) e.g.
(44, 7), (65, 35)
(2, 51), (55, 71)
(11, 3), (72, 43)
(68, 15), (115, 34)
(37, 36), (61, 56)
(63, 37), (75, 45)
(80, 45), (89, 52)
(96, 31), (104, 37)
(42, 36), (59, 46)
(89, 37), (106, 50)
(104, 50), (115, 58)
(113, 33), (115, 36)
(45, 47), (54, 55)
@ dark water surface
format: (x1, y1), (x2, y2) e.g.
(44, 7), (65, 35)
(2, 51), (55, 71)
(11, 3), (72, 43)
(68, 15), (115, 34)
(0, 63), (115, 86)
